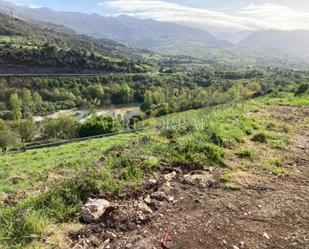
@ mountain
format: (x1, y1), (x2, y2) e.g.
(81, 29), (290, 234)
(0, 0), (231, 50)
(236, 30), (309, 61)
(215, 31), (254, 45)
(0, 13), (151, 73)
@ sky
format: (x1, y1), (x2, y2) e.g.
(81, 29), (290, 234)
(6, 0), (309, 31)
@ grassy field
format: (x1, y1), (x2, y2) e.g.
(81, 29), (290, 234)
(0, 93), (308, 248)
(0, 133), (138, 195)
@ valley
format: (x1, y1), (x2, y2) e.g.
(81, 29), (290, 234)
(0, 1), (308, 249)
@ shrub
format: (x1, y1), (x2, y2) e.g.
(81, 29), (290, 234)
(0, 119), (18, 152)
(43, 115), (80, 140)
(79, 115), (122, 137)
(236, 148), (257, 160)
(251, 133), (267, 143)
(295, 83), (309, 96)
(11, 119), (37, 142)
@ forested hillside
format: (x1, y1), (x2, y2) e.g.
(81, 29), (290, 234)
(0, 13), (152, 73)
(1, 69), (308, 118)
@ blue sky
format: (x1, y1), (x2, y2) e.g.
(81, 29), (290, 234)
(8, 0), (309, 30)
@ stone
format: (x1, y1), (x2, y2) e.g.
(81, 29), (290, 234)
(125, 243), (133, 249)
(183, 173), (216, 188)
(145, 179), (158, 189)
(263, 232), (270, 239)
(104, 231), (117, 240)
(164, 171), (177, 181)
(144, 195), (152, 205)
(138, 201), (153, 215)
(167, 196), (175, 202)
(81, 198), (110, 223)
(150, 191), (167, 201)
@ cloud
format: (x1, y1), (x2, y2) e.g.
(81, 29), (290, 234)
(98, 0), (309, 31)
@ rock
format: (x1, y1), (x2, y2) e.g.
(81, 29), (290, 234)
(164, 171), (177, 181)
(174, 167), (182, 174)
(101, 239), (110, 248)
(159, 181), (172, 193)
(263, 232), (270, 239)
(150, 191), (167, 201)
(138, 201), (153, 215)
(183, 173), (217, 188)
(81, 198), (110, 223)
(125, 243), (133, 249)
(136, 211), (152, 223)
(233, 246), (240, 249)
(145, 179), (158, 190)
(144, 195), (152, 205)
(104, 231), (117, 240)
(167, 196), (175, 202)
(239, 241), (245, 248)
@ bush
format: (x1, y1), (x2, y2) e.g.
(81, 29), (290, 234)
(0, 119), (18, 152)
(79, 115), (122, 137)
(251, 133), (267, 143)
(43, 115), (80, 140)
(295, 83), (309, 96)
(11, 119), (37, 142)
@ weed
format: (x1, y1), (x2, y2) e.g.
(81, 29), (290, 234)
(251, 133), (267, 143)
(235, 148), (257, 160)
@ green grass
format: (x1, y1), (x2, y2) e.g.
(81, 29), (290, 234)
(0, 93), (308, 248)
(0, 133), (138, 194)
(259, 92), (309, 107)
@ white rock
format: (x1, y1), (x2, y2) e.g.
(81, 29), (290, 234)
(167, 196), (175, 202)
(263, 232), (270, 239)
(81, 198), (110, 223)
(138, 201), (153, 214)
(125, 243), (133, 249)
(164, 171), (177, 181)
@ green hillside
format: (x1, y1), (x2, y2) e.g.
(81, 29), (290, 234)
(0, 93), (308, 248)
(0, 13), (152, 73)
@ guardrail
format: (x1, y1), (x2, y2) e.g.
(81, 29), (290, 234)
(9, 121), (191, 153)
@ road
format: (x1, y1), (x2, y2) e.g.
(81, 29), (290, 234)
(0, 72), (171, 77)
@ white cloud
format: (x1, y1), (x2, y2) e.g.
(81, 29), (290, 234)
(98, 0), (309, 31)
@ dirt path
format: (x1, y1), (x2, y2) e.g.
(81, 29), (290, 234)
(71, 106), (309, 249)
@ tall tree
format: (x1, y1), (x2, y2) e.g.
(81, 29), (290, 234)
(22, 89), (34, 119)
(9, 93), (22, 121)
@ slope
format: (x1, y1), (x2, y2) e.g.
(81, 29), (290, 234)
(236, 29), (309, 61)
(0, 0), (231, 50)
(0, 13), (151, 73)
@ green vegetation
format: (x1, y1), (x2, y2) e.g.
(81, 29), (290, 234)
(0, 93), (307, 248)
(0, 13), (151, 73)
(79, 115), (122, 137)
(0, 133), (137, 194)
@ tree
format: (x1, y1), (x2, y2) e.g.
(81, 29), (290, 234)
(79, 115), (122, 137)
(33, 91), (43, 113)
(22, 89), (34, 119)
(43, 115), (80, 140)
(9, 93), (22, 121)
(12, 119), (37, 142)
(0, 120), (18, 152)
(140, 90), (153, 112)
(119, 84), (133, 103)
